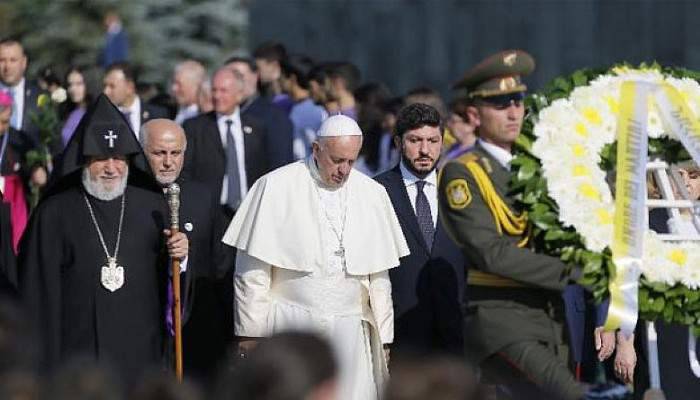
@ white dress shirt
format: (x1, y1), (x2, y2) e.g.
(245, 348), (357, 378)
(175, 104), (199, 125)
(478, 139), (513, 169)
(120, 96), (142, 139)
(399, 161), (438, 228)
(1, 78), (25, 130)
(217, 108), (248, 205)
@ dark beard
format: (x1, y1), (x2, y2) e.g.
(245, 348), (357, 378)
(401, 152), (438, 179)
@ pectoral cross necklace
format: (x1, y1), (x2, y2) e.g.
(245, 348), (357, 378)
(317, 184), (349, 262)
(83, 191), (126, 292)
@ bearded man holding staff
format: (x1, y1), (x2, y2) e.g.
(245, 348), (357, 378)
(19, 94), (188, 384)
(223, 114), (409, 400)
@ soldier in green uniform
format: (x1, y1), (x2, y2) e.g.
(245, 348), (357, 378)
(439, 50), (587, 400)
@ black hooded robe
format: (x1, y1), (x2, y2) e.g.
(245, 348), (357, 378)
(0, 199), (17, 296)
(18, 94), (172, 385)
(20, 185), (168, 383)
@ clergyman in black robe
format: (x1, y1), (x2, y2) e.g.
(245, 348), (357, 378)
(18, 94), (189, 385)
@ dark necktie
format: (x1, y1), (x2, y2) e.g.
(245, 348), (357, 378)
(122, 110), (132, 128)
(225, 119), (242, 209)
(415, 180), (435, 249)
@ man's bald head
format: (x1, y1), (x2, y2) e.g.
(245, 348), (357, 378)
(141, 119), (187, 186)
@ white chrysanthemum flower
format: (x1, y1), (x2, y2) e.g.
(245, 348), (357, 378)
(51, 87), (67, 104)
(531, 69), (700, 288)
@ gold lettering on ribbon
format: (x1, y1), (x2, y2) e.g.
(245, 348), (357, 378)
(655, 83), (700, 166)
(605, 81), (647, 335)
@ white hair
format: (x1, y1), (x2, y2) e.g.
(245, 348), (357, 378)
(82, 165), (129, 201)
(174, 60), (207, 84)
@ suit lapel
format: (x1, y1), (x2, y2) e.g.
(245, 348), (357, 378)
(23, 85), (33, 129)
(241, 113), (263, 183)
(387, 166), (431, 254)
(206, 112), (225, 158)
(176, 180), (196, 324)
(140, 106), (150, 127)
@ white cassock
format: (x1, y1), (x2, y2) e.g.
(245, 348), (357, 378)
(222, 157), (409, 400)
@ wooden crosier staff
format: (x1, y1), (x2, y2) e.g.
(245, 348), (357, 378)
(167, 183), (183, 382)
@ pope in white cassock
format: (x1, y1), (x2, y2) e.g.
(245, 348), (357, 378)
(222, 114), (409, 399)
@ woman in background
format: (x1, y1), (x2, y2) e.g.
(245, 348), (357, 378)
(60, 66), (91, 147)
(441, 97), (477, 165)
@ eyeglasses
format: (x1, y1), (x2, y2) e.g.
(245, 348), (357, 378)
(473, 92), (525, 110)
(475, 98), (523, 110)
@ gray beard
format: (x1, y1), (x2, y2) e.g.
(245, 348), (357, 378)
(82, 166), (129, 201)
(155, 173), (176, 187)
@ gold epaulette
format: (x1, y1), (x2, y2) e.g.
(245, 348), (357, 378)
(455, 151), (479, 164)
(468, 270), (526, 288)
(457, 158), (529, 245)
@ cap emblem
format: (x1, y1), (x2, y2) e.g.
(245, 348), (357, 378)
(503, 52), (517, 66)
(499, 77), (517, 91)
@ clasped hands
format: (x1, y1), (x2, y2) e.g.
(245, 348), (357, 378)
(594, 326), (636, 384)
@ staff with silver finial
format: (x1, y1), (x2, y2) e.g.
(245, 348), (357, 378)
(167, 183), (183, 382)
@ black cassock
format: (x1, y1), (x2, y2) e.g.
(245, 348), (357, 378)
(19, 184), (168, 383)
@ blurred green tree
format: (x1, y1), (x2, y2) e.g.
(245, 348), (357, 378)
(0, 0), (248, 86)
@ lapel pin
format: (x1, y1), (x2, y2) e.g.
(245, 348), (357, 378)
(184, 222), (194, 232)
(243, 125), (253, 134)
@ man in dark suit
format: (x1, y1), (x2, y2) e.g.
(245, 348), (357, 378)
(225, 57), (294, 169)
(0, 38), (43, 145)
(182, 67), (278, 218)
(375, 103), (465, 358)
(103, 62), (168, 141)
(181, 67), (280, 351)
(142, 118), (228, 383)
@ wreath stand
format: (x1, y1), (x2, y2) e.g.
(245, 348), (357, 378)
(644, 160), (700, 399)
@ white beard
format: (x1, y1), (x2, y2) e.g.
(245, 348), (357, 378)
(82, 166), (129, 201)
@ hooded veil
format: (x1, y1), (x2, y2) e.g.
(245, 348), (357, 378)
(42, 93), (161, 200)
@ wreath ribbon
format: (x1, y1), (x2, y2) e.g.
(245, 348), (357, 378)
(606, 81), (648, 335)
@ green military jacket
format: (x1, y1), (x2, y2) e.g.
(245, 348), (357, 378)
(438, 142), (572, 361)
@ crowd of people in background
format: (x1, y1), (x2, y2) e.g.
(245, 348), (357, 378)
(0, 32), (487, 400)
(2, 8), (694, 398)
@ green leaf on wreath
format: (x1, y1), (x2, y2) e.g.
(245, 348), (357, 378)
(517, 158), (538, 181)
(572, 70), (588, 86)
(553, 77), (571, 92)
(652, 297), (665, 313)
